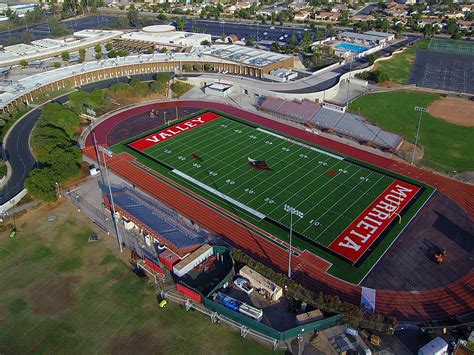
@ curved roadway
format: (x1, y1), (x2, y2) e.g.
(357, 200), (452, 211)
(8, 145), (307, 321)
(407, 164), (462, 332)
(0, 95), (69, 205)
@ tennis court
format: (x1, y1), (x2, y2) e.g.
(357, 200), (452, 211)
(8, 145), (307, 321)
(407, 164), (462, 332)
(428, 38), (474, 56)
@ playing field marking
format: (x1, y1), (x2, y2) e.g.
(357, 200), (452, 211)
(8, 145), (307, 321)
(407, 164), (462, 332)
(135, 114), (401, 251)
(305, 172), (383, 238)
(263, 158), (350, 221)
(256, 128), (343, 160)
(297, 166), (389, 232)
(172, 169), (267, 219)
(243, 148), (330, 207)
(288, 164), (366, 237)
(150, 118), (393, 245)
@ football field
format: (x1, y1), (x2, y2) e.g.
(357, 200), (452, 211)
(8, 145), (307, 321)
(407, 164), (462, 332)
(120, 110), (423, 265)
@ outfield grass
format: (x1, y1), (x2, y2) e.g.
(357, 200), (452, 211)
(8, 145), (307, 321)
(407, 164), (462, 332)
(374, 48), (416, 84)
(349, 92), (474, 172)
(0, 202), (277, 354)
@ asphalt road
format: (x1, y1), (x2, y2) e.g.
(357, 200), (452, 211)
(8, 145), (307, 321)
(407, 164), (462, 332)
(0, 109), (39, 204)
(355, 3), (379, 16)
(0, 94), (69, 205)
(0, 15), (118, 46)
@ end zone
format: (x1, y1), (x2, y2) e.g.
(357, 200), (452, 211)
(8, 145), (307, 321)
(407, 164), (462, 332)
(329, 180), (421, 263)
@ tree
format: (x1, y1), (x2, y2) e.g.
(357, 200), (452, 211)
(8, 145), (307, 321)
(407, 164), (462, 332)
(105, 42), (113, 51)
(53, 62), (61, 68)
(19, 60), (28, 68)
(25, 168), (57, 202)
(95, 52), (102, 60)
(127, 4), (140, 27)
(155, 72), (172, 83)
(149, 80), (165, 93)
(4, 37), (20, 47)
(200, 39), (211, 46)
(176, 17), (186, 31)
(48, 19), (70, 37)
(182, 63), (193, 72)
(422, 23), (434, 37)
(339, 9), (350, 26)
(94, 44), (102, 54)
(79, 48), (86, 63)
(61, 51), (70, 61)
(245, 38), (256, 47)
(22, 31), (34, 44)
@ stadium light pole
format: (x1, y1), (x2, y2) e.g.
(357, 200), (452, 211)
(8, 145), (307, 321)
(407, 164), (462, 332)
(288, 210), (294, 278)
(412, 106), (429, 165)
(285, 205), (303, 279)
(98, 146), (123, 253)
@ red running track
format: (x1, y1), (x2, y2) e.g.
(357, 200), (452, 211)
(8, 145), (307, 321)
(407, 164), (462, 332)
(84, 101), (474, 321)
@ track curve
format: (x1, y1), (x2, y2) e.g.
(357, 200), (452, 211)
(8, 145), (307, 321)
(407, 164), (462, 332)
(83, 100), (474, 321)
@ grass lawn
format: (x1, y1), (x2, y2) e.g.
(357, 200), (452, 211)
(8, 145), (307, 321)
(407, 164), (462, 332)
(374, 48), (416, 84)
(0, 202), (278, 354)
(349, 92), (474, 172)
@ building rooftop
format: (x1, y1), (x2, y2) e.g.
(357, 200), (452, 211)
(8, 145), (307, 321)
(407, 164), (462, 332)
(174, 244), (212, 271)
(202, 44), (292, 68)
(364, 31), (395, 38)
(339, 31), (385, 42)
(0, 29), (123, 67)
(121, 31), (210, 47)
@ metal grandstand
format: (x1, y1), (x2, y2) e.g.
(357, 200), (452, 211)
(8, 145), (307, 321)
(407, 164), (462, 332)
(101, 184), (208, 256)
(258, 97), (403, 151)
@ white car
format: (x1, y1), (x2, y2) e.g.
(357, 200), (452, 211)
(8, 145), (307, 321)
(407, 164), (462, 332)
(234, 278), (254, 295)
(263, 32), (268, 36)
(270, 26), (275, 29)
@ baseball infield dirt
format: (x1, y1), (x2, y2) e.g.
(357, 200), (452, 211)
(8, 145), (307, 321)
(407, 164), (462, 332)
(428, 97), (474, 127)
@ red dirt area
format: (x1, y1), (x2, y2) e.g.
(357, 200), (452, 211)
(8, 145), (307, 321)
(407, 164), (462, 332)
(83, 101), (474, 321)
(428, 97), (474, 127)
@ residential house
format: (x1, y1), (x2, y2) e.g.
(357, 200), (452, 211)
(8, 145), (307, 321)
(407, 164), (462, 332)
(315, 11), (341, 21)
(294, 10), (310, 21)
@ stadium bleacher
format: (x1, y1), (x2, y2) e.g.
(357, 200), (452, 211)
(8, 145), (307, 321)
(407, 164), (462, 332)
(102, 184), (206, 253)
(258, 97), (402, 151)
(259, 96), (321, 124)
(311, 107), (345, 130)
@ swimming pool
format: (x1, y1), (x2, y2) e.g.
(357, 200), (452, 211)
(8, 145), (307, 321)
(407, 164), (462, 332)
(336, 42), (369, 54)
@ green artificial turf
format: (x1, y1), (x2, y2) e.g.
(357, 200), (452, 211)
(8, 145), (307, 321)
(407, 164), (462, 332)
(349, 92), (474, 172)
(111, 110), (433, 284)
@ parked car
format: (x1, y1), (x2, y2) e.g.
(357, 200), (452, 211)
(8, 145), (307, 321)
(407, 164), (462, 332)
(234, 278), (254, 295)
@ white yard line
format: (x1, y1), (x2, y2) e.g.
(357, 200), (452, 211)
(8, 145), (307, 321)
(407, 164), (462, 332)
(172, 169), (267, 219)
(306, 173), (384, 238)
(256, 128), (344, 160)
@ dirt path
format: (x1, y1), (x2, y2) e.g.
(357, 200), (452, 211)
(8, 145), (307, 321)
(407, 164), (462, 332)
(428, 97), (474, 127)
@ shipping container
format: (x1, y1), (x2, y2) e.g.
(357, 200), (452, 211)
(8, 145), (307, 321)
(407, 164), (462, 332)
(177, 283), (202, 303)
(145, 258), (164, 274)
(159, 249), (180, 270)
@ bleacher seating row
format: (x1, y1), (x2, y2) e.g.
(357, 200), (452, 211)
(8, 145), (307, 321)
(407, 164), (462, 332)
(103, 185), (206, 250)
(258, 97), (403, 151)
